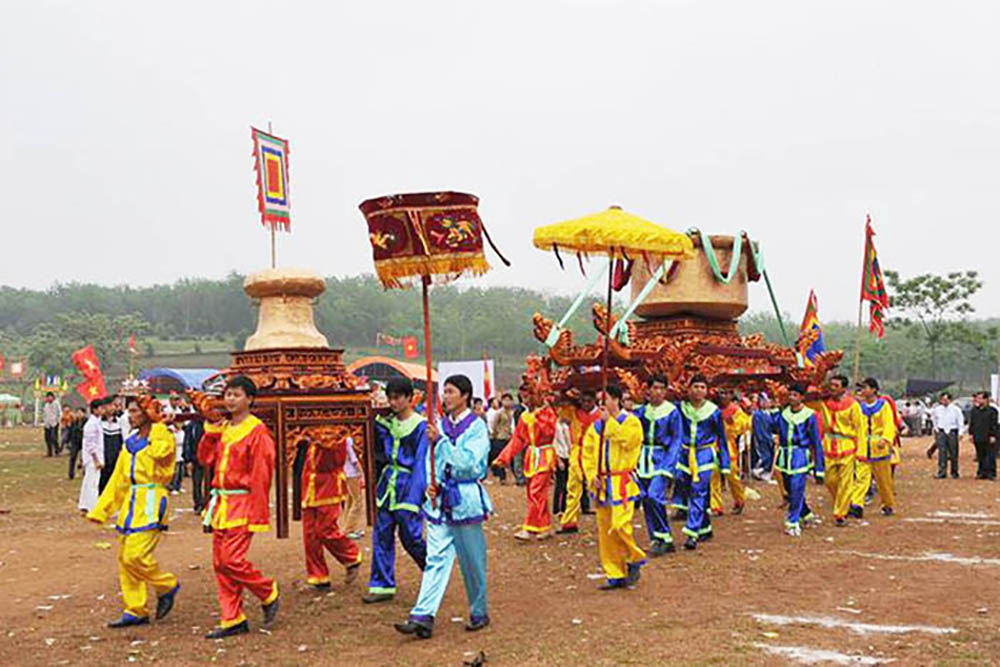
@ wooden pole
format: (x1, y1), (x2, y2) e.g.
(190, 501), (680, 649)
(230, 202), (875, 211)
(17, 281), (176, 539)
(422, 276), (437, 501)
(852, 299), (863, 385)
(602, 250), (613, 397)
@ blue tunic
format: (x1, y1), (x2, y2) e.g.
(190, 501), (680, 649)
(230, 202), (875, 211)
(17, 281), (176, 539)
(422, 412), (494, 525)
(634, 402), (682, 478)
(769, 407), (825, 477)
(676, 401), (731, 475)
(373, 413), (428, 514)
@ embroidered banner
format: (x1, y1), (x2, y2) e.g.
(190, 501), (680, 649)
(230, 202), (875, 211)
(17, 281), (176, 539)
(359, 192), (491, 289)
(251, 127), (291, 231)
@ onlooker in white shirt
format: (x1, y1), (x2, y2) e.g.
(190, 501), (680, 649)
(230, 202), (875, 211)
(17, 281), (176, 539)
(931, 392), (965, 479)
(78, 400), (105, 512)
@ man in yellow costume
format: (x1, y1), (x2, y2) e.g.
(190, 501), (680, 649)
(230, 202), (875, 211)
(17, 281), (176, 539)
(711, 390), (750, 516)
(815, 374), (863, 527)
(87, 395), (180, 628)
(852, 377), (897, 516)
(582, 385), (645, 590)
(556, 389), (600, 534)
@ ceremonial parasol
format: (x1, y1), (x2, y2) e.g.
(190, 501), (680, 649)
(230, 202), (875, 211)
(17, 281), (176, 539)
(533, 205), (695, 393)
(360, 191), (508, 499)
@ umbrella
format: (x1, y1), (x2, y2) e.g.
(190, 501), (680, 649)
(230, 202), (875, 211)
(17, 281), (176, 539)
(533, 205), (695, 393)
(360, 191), (508, 500)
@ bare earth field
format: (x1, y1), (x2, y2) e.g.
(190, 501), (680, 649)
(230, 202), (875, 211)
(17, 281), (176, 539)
(2, 426), (999, 666)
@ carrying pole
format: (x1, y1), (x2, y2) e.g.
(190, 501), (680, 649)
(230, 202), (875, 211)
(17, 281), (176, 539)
(422, 276), (438, 503)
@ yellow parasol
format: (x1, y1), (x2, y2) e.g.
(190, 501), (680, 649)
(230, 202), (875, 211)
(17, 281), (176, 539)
(533, 205), (695, 393)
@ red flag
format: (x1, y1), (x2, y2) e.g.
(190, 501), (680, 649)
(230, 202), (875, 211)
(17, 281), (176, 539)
(76, 375), (108, 402)
(0, 353), (5, 373)
(483, 357), (493, 400)
(402, 336), (419, 360)
(129, 333), (137, 355)
(860, 216), (889, 339)
(71, 345), (102, 379)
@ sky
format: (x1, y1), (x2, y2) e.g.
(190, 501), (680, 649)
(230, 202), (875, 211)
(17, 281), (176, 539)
(3, 0), (998, 322)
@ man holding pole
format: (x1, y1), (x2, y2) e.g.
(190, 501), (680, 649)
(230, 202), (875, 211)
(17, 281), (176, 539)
(582, 384), (646, 589)
(395, 374), (493, 640)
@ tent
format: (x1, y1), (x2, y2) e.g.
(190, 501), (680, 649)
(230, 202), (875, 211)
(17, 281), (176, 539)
(138, 368), (221, 394)
(905, 379), (953, 397)
(0, 394), (20, 405)
(346, 356), (438, 394)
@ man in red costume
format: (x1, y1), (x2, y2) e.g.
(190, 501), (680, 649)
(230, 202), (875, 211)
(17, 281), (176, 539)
(196, 376), (279, 639)
(299, 433), (363, 589)
(496, 380), (558, 540)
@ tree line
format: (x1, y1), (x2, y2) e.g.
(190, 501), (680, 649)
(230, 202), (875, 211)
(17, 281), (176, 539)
(1, 270), (995, 394)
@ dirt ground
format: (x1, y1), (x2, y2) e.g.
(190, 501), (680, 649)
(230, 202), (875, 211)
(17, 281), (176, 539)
(2, 426), (1000, 666)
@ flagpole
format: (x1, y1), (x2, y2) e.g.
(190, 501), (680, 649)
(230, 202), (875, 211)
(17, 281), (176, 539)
(853, 216), (867, 385)
(268, 120), (276, 269)
(852, 299), (863, 386)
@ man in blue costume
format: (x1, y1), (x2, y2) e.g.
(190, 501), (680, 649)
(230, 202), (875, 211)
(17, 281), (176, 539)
(633, 375), (682, 557)
(751, 393), (777, 480)
(674, 375), (729, 551)
(395, 374), (493, 640)
(363, 377), (428, 604)
(769, 382), (825, 537)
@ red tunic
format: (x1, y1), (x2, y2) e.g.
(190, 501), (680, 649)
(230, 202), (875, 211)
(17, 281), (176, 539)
(498, 406), (558, 477)
(198, 415), (276, 533)
(301, 438), (349, 509)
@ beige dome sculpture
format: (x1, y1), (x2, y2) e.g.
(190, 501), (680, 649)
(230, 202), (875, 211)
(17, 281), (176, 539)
(243, 268), (329, 350)
(630, 235), (749, 320)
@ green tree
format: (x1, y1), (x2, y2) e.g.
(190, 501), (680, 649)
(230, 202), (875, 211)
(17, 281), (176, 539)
(24, 312), (150, 380)
(885, 270), (983, 379)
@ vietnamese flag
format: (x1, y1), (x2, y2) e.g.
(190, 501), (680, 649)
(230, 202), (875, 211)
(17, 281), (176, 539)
(72, 345), (102, 379)
(402, 336), (419, 360)
(76, 375), (108, 402)
(129, 333), (137, 355)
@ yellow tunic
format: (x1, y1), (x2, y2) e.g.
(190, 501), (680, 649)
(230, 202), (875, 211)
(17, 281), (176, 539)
(857, 400), (898, 462)
(87, 422), (178, 619)
(582, 411), (643, 510)
(816, 397), (863, 460)
(581, 410), (645, 583)
(722, 406), (751, 460)
(89, 422), (176, 532)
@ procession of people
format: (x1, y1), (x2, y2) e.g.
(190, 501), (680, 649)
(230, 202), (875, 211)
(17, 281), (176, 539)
(66, 362), (939, 641)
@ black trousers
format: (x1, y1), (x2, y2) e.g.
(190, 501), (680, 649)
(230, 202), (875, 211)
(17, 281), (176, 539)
(488, 438), (508, 482)
(974, 439), (997, 479)
(936, 429), (960, 477)
(552, 461), (568, 515)
(99, 436), (122, 494)
(67, 439), (81, 479)
(190, 462), (207, 510)
(44, 426), (59, 456)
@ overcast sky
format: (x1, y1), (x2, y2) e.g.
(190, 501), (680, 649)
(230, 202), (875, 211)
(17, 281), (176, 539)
(4, 1), (998, 322)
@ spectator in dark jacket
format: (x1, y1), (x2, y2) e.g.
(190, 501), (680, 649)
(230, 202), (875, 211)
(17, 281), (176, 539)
(183, 418), (206, 511)
(969, 392), (999, 480)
